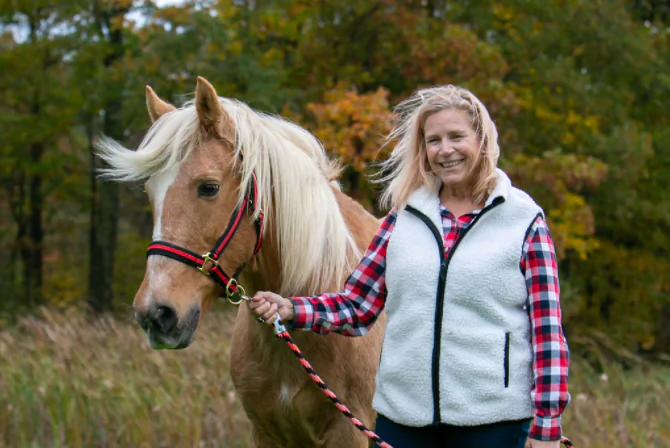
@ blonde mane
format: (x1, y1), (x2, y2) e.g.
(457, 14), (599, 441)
(96, 98), (359, 295)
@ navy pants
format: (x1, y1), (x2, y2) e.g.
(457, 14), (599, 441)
(375, 414), (531, 448)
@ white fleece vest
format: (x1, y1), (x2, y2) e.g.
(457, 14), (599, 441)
(373, 169), (543, 427)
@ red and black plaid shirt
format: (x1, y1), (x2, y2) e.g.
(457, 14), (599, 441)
(290, 205), (570, 441)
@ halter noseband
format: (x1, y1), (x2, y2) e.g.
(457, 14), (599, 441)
(146, 173), (264, 304)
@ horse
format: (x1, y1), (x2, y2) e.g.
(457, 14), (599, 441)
(96, 76), (386, 447)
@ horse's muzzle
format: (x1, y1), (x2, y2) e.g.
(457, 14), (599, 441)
(135, 304), (200, 350)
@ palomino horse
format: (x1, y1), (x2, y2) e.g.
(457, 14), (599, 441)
(97, 77), (385, 447)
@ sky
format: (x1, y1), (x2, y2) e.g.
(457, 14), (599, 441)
(6, 0), (188, 42)
(153, 0), (186, 8)
(128, 0), (186, 27)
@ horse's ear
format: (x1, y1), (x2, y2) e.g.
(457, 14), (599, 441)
(195, 76), (235, 142)
(146, 86), (176, 122)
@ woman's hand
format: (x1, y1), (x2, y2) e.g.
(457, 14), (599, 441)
(527, 439), (560, 448)
(249, 291), (294, 325)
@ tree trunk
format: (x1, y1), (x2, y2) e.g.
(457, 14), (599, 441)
(655, 303), (670, 355)
(12, 16), (48, 308)
(22, 81), (45, 306)
(6, 171), (27, 306)
(88, 94), (122, 313)
(88, 153), (119, 313)
(25, 147), (44, 306)
(87, 7), (125, 313)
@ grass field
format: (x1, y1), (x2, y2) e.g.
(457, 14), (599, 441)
(1, 308), (668, 448)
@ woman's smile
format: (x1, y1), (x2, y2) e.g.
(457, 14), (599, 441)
(439, 159), (465, 169)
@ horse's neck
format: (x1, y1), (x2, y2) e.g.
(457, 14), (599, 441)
(244, 189), (380, 296)
(242, 221), (284, 294)
(231, 189), (381, 373)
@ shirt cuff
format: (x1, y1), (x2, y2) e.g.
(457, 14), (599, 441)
(529, 415), (563, 441)
(288, 297), (316, 330)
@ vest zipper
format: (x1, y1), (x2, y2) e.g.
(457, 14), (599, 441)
(504, 332), (511, 388)
(406, 196), (505, 424)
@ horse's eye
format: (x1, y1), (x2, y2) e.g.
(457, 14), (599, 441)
(197, 182), (220, 198)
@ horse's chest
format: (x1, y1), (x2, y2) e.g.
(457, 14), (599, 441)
(278, 382), (292, 406)
(240, 378), (336, 444)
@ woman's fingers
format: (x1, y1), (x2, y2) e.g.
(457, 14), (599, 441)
(251, 301), (271, 317)
(253, 291), (283, 304)
(250, 292), (285, 325)
(261, 304), (278, 323)
(248, 298), (264, 310)
(253, 291), (274, 301)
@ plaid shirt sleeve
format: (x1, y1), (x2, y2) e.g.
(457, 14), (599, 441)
(289, 210), (397, 337)
(522, 215), (571, 441)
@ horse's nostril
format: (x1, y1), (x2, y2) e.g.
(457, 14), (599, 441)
(134, 309), (149, 331)
(151, 305), (178, 334)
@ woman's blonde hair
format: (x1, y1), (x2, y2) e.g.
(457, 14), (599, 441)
(377, 85), (500, 210)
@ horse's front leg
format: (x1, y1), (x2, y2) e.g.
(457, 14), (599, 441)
(320, 413), (373, 448)
(251, 425), (286, 448)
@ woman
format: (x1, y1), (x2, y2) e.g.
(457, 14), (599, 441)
(250, 85), (570, 448)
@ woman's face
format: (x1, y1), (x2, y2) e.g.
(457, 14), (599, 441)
(423, 108), (482, 192)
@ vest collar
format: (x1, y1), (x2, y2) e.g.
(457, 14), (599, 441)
(485, 168), (511, 206)
(406, 183), (442, 233)
(407, 168), (511, 216)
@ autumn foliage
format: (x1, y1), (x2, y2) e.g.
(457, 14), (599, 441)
(1, 0), (669, 355)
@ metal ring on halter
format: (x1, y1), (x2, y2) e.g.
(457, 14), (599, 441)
(198, 252), (218, 275)
(225, 278), (247, 305)
(258, 316), (264, 323)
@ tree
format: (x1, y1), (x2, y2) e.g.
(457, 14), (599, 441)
(458, 0), (670, 351)
(0, 0), (86, 308)
(292, 85), (393, 209)
(63, 0), (137, 313)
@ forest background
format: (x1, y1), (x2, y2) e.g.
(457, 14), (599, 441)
(1, 0), (670, 447)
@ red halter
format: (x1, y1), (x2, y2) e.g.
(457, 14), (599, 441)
(146, 173), (263, 302)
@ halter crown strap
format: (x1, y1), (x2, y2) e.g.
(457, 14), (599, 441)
(146, 173), (263, 293)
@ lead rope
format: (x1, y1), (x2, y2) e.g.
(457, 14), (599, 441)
(270, 318), (392, 448)
(269, 317), (574, 448)
(561, 437), (574, 447)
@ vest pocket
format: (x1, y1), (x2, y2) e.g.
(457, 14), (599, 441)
(504, 332), (510, 388)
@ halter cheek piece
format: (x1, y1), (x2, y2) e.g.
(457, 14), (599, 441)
(146, 173), (264, 305)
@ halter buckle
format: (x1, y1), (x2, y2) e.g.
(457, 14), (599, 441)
(198, 252), (219, 275)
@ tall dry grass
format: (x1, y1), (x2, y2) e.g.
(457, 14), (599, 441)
(0, 308), (250, 448)
(1, 308), (669, 447)
(560, 335), (670, 448)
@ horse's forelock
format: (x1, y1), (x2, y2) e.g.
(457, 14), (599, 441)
(96, 105), (201, 182)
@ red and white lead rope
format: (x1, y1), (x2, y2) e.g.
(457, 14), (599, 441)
(269, 316), (574, 448)
(270, 318), (393, 448)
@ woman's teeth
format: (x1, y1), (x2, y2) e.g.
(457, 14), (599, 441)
(440, 160), (463, 168)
